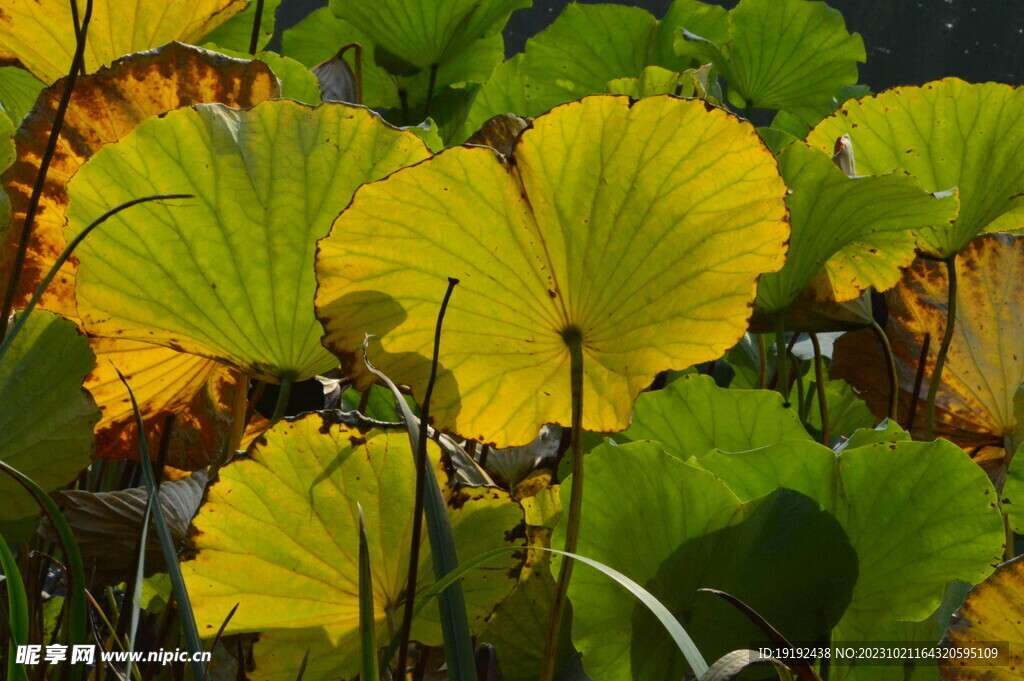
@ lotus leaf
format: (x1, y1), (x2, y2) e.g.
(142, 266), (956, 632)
(67, 100), (431, 383)
(316, 95), (789, 446)
(0, 0), (247, 82)
(182, 412), (524, 681)
(807, 79), (1024, 257)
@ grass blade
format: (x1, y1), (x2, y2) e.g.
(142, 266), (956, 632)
(113, 366), (206, 681)
(0, 462), (88, 681)
(0, 532), (29, 681)
(125, 498), (153, 681)
(357, 504), (379, 681)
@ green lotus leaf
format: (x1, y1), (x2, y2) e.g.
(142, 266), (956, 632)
(0, 310), (100, 521)
(0, 0), (247, 82)
(655, 0), (729, 66)
(202, 0), (282, 52)
(569, 441), (857, 680)
(456, 3), (697, 142)
(66, 100), (431, 383)
(316, 95), (789, 447)
(811, 228), (920, 306)
(941, 556), (1024, 681)
(840, 419), (910, 451)
(0, 66), (44, 125)
(182, 413), (523, 681)
(328, 0), (528, 76)
(755, 141), (959, 313)
(605, 64), (717, 101)
(699, 438), (1005, 643)
(807, 79), (1024, 258)
(281, 7), (504, 114)
(202, 45), (322, 104)
(617, 373), (812, 458)
(681, 0), (865, 119)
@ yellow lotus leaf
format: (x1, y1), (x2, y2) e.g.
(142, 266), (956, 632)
(316, 95), (790, 447)
(67, 100), (432, 383)
(807, 79), (1024, 258)
(0, 0), (247, 83)
(87, 339), (242, 469)
(832, 233), (1024, 477)
(941, 555), (1021, 681)
(182, 413), (523, 681)
(1, 42), (279, 314)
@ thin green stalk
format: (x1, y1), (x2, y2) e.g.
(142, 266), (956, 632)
(113, 368), (206, 681)
(924, 257), (958, 440)
(0, 532), (29, 681)
(773, 317), (790, 403)
(247, 0), (265, 54)
(757, 334), (768, 389)
(0, 0), (93, 341)
(541, 327), (585, 681)
(0, 194), (192, 363)
(868, 320), (899, 422)
(270, 377), (294, 425)
(395, 278), (459, 680)
(810, 334), (829, 446)
(793, 355), (806, 420)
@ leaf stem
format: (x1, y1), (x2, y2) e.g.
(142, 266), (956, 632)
(423, 64), (439, 118)
(773, 316), (790, 404)
(924, 257), (958, 440)
(904, 332), (930, 433)
(270, 377), (294, 424)
(542, 326), (586, 681)
(810, 333), (829, 446)
(868, 320), (899, 423)
(396, 277), (460, 681)
(0, 0), (93, 340)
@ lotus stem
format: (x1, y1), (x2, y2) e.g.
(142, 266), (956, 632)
(247, 0), (265, 54)
(542, 326), (585, 681)
(904, 332), (931, 433)
(868, 320), (899, 423)
(397, 277), (459, 680)
(810, 333), (829, 446)
(757, 333), (768, 389)
(924, 257), (958, 440)
(271, 377), (294, 424)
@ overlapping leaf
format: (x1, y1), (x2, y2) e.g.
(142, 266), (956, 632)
(0, 66), (44, 126)
(941, 556), (1023, 681)
(0, 43), (279, 461)
(755, 141), (959, 313)
(67, 100), (432, 383)
(316, 95), (789, 447)
(1, 42), (279, 314)
(0, 311), (99, 521)
(618, 373), (812, 458)
(807, 79), (1024, 257)
(699, 438), (1004, 642)
(282, 7), (504, 113)
(832, 234), (1024, 475)
(0, 0), (247, 82)
(569, 441), (856, 680)
(456, 2), (709, 142)
(182, 413), (524, 681)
